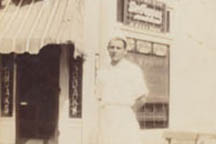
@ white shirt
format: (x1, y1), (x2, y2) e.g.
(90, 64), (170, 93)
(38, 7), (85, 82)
(97, 59), (149, 107)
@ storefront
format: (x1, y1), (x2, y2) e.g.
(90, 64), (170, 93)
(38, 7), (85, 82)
(95, 0), (216, 144)
(0, 0), (98, 144)
(0, 0), (176, 144)
(97, 0), (174, 143)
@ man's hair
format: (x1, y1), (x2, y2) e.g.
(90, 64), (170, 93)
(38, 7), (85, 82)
(108, 37), (127, 49)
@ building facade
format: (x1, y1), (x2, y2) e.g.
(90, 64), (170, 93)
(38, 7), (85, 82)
(0, 0), (98, 144)
(0, 0), (176, 144)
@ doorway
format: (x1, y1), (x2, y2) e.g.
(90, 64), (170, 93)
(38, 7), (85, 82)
(16, 45), (61, 144)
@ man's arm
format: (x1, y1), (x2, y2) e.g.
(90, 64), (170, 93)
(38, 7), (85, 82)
(132, 95), (147, 112)
(131, 66), (149, 111)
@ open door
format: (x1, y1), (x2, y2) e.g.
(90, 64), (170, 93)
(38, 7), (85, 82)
(16, 45), (61, 144)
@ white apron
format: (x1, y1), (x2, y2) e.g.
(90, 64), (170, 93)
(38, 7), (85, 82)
(97, 59), (149, 144)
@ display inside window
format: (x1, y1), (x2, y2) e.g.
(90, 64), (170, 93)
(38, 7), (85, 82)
(69, 48), (83, 118)
(127, 38), (136, 51)
(153, 43), (168, 56)
(136, 40), (152, 54)
(127, 37), (168, 57)
(0, 54), (14, 117)
(126, 38), (169, 129)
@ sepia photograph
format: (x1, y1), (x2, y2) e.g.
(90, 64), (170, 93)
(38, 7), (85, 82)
(0, 0), (216, 144)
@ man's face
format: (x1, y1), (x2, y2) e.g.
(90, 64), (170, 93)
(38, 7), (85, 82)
(107, 39), (127, 64)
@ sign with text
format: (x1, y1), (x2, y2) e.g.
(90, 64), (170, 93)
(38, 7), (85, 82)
(128, 1), (163, 24)
(123, 0), (166, 32)
(0, 55), (14, 117)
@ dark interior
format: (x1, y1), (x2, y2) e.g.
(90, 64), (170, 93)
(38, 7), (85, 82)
(11, 0), (43, 6)
(16, 45), (61, 141)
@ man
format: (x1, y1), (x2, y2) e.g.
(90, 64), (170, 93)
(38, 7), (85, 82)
(97, 35), (149, 144)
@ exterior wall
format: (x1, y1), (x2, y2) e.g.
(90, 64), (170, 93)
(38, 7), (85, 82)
(0, 118), (16, 144)
(2, 1), (216, 144)
(58, 47), (83, 144)
(82, 0), (100, 144)
(98, 0), (118, 67)
(170, 0), (216, 133)
(97, 0), (216, 139)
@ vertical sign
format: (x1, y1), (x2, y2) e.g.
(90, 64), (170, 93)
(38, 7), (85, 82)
(69, 46), (83, 118)
(0, 55), (14, 117)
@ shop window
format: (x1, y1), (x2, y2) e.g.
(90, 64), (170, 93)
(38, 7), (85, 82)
(117, 0), (170, 33)
(0, 54), (14, 117)
(69, 47), (83, 118)
(126, 37), (169, 129)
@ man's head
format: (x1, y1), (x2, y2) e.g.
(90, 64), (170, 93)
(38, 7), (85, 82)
(107, 37), (127, 65)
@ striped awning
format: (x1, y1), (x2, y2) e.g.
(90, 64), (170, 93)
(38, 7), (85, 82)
(0, 0), (84, 55)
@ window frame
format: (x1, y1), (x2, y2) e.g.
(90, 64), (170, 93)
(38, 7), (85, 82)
(126, 37), (170, 129)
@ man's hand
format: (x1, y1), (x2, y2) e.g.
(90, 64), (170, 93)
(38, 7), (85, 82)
(132, 96), (146, 112)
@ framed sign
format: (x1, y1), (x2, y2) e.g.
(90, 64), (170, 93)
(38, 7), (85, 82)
(121, 0), (167, 32)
